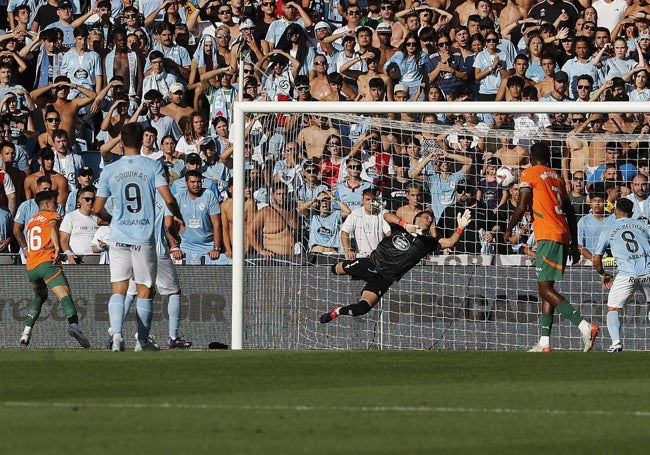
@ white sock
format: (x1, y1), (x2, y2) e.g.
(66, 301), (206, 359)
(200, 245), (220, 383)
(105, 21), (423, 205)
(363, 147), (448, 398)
(539, 336), (550, 347)
(578, 320), (590, 334)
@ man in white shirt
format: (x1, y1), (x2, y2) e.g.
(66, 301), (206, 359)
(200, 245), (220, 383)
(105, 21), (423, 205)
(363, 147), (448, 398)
(341, 187), (391, 259)
(60, 185), (99, 262)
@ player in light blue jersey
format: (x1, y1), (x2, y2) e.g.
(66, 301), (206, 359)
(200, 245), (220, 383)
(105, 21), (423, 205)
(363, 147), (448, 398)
(577, 193), (613, 261)
(93, 123), (185, 352)
(176, 169), (224, 265)
(593, 198), (650, 353)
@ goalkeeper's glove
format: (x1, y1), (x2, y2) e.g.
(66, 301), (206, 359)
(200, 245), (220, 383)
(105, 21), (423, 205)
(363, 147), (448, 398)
(457, 209), (472, 229)
(404, 223), (423, 237)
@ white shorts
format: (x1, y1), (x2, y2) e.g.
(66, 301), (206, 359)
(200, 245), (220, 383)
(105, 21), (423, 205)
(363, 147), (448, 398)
(109, 242), (157, 288)
(607, 274), (650, 309)
(155, 255), (180, 295)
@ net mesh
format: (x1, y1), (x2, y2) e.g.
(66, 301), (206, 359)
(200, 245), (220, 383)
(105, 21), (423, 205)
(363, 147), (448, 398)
(238, 104), (650, 351)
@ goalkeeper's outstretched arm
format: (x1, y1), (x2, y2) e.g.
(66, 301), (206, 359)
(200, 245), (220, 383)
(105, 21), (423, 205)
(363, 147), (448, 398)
(438, 209), (472, 250)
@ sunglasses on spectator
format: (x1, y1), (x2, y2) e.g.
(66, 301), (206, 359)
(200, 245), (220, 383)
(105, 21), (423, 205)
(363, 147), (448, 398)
(218, 9), (232, 14)
(81, 197), (96, 202)
(243, 69), (253, 74)
(314, 61), (328, 66)
(577, 85), (591, 89)
(296, 85), (310, 92)
(328, 142), (341, 146)
(216, 34), (231, 39)
(124, 14), (137, 19)
(486, 38), (499, 43)
(262, 2), (274, 5)
(572, 177), (584, 182)
(347, 10), (361, 15)
(406, 41), (418, 46)
(437, 41), (450, 46)
(348, 165), (361, 170)
(572, 117), (586, 122)
(583, 25), (595, 31)
(380, 5), (393, 10)
(46, 117), (61, 123)
(304, 168), (318, 174)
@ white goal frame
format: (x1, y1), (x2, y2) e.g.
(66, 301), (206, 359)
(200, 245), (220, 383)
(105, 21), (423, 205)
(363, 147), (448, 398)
(231, 101), (650, 350)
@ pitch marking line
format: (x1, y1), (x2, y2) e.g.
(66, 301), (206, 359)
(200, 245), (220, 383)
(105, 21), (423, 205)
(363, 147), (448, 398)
(4, 401), (650, 417)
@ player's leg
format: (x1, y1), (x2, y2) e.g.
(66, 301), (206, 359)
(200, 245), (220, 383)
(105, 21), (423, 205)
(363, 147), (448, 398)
(331, 261), (347, 276)
(157, 256), (191, 348)
(338, 289), (381, 316)
(605, 275), (631, 352)
(42, 264), (90, 348)
(21, 270), (48, 346)
(107, 242), (134, 351)
(529, 298), (554, 352)
(536, 241), (599, 351)
(320, 269), (391, 323)
(132, 244), (159, 351)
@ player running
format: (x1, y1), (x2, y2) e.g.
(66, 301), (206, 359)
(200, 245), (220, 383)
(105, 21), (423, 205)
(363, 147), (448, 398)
(593, 198), (650, 352)
(320, 209), (471, 323)
(15, 190), (90, 348)
(505, 143), (599, 352)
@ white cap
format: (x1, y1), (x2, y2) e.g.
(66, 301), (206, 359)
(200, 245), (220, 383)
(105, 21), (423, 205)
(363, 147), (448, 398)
(315, 21), (331, 31)
(169, 83), (185, 93)
(240, 19), (255, 30)
(394, 83), (409, 94)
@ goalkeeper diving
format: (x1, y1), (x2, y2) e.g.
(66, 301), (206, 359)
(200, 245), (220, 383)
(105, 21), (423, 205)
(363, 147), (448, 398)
(320, 209), (472, 323)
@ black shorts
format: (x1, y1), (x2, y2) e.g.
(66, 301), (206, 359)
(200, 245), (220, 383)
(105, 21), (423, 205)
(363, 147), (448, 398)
(342, 258), (393, 298)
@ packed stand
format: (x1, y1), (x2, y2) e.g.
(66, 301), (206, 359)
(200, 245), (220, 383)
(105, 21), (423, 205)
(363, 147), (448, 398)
(0, 0), (649, 263)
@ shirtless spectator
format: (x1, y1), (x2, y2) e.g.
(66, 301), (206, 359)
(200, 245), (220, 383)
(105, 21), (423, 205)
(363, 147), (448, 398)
(104, 27), (143, 101)
(490, 136), (529, 174)
(534, 54), (559, 99)
(372, 0), (407, 48)
(160, 84), (194, 125)
(319, 72), (349, 101)
(297, 115), (341, 161)
(395, 182), (435, 235)
(248, 182), (299, 259)
(30, 76), (97, 142)
(356, 52), (393, 101)
(309, 54), (331, 100)
(24, 148), (69, 207)
(374, 23), (398, 69)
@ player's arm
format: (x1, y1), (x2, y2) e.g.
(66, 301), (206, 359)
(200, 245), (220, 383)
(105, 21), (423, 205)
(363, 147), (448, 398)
(208, 212), (222, 260)
(59, 230), (77, 264)
(92, 196), (112, 223)
(505, 188), (531, 243)
(383, 211), (420, 235)
(165, 215), (184, 261)
(49, 218), (62, 263)
(438, 209), (472, 249)
(592, 254), (613, 288)
(563, 197), (580, 264)
(157, 185), (185, 232)
(13, 221), (27, 255)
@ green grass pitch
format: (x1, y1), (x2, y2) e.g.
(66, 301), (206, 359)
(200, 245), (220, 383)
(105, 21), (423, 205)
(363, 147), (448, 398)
(1, 350), (649, 454)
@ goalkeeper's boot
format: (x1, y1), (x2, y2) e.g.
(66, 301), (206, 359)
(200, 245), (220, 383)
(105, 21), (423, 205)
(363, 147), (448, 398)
(111, 332), (124, 352)
(68, 323), (90, 348)
(19, 327), (32, 346)
(607, 342), (623, 353)
(582, 323), (600, 352)
(320, 305), (341, 324)
(167, 336), (192, 349)
(527, 342), (551, 352)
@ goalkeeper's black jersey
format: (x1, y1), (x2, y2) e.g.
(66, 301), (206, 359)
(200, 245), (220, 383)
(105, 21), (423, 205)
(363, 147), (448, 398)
(370, 225), (440, 282)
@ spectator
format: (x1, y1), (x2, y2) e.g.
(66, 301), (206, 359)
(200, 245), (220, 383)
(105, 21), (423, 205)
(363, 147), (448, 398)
(625, 173), (650, 219)
(411, 146), (473, 222)
(341, 187), (390, 259)
(577, 190), (612, 261)
(65, 165), (94, 214)
(384, 32), (429, 100)
(60, 185), (99, 263)
(176, 169), (225, 265)
(335, 156), (373, 211)
(50, 128), (85, 191)
(0, 141), (26, 210)
(24, 148), (68, 207)
(248, 181), (299, 260)
(142, 50), (180, 102)
(303, 189), (351, 256)
(568, 170), (589, 219)
(473, 30), (513, 100)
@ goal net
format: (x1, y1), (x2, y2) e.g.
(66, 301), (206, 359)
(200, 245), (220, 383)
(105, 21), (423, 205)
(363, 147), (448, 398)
(232, 101), (650, 351)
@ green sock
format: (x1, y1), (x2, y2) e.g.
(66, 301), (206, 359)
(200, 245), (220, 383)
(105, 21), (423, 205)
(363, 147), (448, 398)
(60, 295), (78, 322)
(556, 300), (583, 326)
(541, 314), (553, 337)
(26, 293), (47, 327)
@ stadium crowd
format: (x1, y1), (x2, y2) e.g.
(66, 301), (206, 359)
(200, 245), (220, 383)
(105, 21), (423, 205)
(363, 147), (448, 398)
(0, 0), (649, 263)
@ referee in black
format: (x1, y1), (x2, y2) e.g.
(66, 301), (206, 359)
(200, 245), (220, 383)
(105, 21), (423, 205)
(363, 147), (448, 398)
(320, 209), (472, 323)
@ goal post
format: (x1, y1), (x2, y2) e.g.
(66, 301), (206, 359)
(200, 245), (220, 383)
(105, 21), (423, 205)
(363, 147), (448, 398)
(231, 101), (650, 351)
